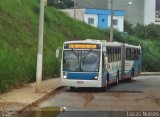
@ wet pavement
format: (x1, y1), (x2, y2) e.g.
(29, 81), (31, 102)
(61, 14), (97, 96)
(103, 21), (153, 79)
(38, 76), (160, 112)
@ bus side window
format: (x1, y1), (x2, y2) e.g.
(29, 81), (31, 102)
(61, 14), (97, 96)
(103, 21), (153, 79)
(108, 47), (111, 62)
(115, 47), (117, 61)
(134, 49), (136, 60)
(126, 48), (131, 60)
(107, 47), (110, 63)
(131, 48), (134, 60)
(116, 47), (119, 61)
(112, 47), (114, 62)
(138, 49), (140, 55)
(111, 47), (114, 62)
(119, 47), (121, 60)
(126, 48), (128, 60)
(102, 52), (105, 67)
(114, 47), (116, 61)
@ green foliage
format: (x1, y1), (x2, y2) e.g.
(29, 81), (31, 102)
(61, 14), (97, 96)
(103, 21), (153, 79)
(124, 22), (160, 40)
(47, 0), (74, 9)
(123, 22), (160, 72)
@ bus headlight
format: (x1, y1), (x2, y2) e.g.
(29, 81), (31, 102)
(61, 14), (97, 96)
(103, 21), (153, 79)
(94, 76), (98, 80)
(63, 72), (67, 79)
(64, 75), (67, 79)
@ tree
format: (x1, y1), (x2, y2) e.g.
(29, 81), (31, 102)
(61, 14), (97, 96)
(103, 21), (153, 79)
(47, 0), (74, 9)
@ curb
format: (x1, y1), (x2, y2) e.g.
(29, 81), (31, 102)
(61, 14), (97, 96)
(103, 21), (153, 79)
(140, 72), (160, 76)
(18, 86), (64, 114)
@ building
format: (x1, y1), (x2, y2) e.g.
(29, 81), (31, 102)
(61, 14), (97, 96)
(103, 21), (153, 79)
(84, 9), (126, 32)
(62, 8), (126, 32)
(110, 0), (156, 25)
(61, 9), (85, 22)
(77, 0), (157, 25)
(77, 0), (107, 9)
(156, 0), (160, 24)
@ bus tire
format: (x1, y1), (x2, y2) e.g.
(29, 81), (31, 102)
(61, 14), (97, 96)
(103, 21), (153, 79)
(107, 75), (109, 88)
(129, 69), (134, 82)
(102, 86), (107, 92)
(102, 77), (109, 92)
(70, 86), (76, 91)
(138, 65), (140, 75)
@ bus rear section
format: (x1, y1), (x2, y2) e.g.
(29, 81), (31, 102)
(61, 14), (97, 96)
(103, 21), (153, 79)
(121, 44), (141, 80)
(61, 40), (103, 89)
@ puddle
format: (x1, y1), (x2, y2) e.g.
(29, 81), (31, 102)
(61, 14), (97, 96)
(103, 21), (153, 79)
(107, 90), (143, 93)
(0, 102), (27, 111)
(20, 107), (65, 117)
(152, 98), (160, 106)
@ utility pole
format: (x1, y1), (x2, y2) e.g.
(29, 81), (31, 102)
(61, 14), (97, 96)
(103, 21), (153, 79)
(127, 1), (132, 22)
(36, 0), (44, 93)
(110, 0), (113, 42)
(74, 0), (76, 19)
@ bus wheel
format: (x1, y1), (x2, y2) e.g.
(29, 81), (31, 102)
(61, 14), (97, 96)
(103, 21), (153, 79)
(70, 87), (76, 91)
(102, 80), (108, 92)
(102, 85), (107, 92)
(138, 65), (140, 75)
(129, 69), (134, 82)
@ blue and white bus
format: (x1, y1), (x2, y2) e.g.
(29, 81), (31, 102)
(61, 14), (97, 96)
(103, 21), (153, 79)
(60, 39), (141, 91)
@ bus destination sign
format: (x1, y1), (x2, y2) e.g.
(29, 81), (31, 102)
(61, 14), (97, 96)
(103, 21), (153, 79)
(64, 44), (100, 49)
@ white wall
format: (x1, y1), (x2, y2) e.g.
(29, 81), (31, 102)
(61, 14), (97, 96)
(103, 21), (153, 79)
(144, 0), (156, 25)
(155, 10), (160, 24)
(61, 9), (85, 21)
(84, 14), (98, 27)
(108, 16), (124, 32)
(110, 0), (156, 25)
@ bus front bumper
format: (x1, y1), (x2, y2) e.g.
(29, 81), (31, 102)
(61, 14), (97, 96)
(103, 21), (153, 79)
(61, 79), (102, 88)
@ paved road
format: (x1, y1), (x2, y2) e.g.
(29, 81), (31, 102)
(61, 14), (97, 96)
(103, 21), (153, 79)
(34, 76), (160, 117)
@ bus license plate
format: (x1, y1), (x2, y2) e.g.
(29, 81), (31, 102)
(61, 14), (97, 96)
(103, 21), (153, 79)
(77, 81), (84, 84)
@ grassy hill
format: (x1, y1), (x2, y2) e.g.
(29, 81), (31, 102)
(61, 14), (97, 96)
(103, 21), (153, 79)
(0, 0), (160, 93)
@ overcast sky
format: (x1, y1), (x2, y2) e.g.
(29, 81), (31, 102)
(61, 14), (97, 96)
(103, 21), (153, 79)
(156, 0), (160, 10)
(77, 0), (160, 10)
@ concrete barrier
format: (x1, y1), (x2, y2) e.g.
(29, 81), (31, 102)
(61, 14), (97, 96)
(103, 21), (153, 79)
(140, 72), (160, 76)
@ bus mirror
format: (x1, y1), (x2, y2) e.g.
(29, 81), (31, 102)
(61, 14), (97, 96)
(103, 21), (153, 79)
(56, 48), (59, 58)
(102, 47), (106, 52)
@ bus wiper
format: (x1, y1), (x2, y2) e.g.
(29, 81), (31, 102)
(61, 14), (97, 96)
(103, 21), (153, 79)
(82, 49), (92, 62)
(71, 49), (81, 63)
(71, 49), (78, 58)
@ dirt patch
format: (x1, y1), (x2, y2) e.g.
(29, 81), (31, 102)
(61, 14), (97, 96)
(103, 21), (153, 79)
(152, 98), (160, 106)
(106, 92), (122, 98)
(106, 90), (143, 98)
(108, 90), (143, 93)
(81, 93), (95, 106)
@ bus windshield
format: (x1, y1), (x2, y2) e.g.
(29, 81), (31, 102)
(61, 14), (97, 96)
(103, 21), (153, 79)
(63, 50), (100, 72)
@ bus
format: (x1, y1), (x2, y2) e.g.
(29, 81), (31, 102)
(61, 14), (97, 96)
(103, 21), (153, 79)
(60, 39), (141, 91)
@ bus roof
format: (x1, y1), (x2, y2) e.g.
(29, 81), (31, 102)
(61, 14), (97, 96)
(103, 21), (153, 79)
(63, 39), (141, 48)
(64, 39), (122, 45)
(124, 43), (141, 49)
(64, 39), (107, 45)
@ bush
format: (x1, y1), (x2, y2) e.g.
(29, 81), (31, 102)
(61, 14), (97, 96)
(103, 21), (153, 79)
(124, 22), (160, 40)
